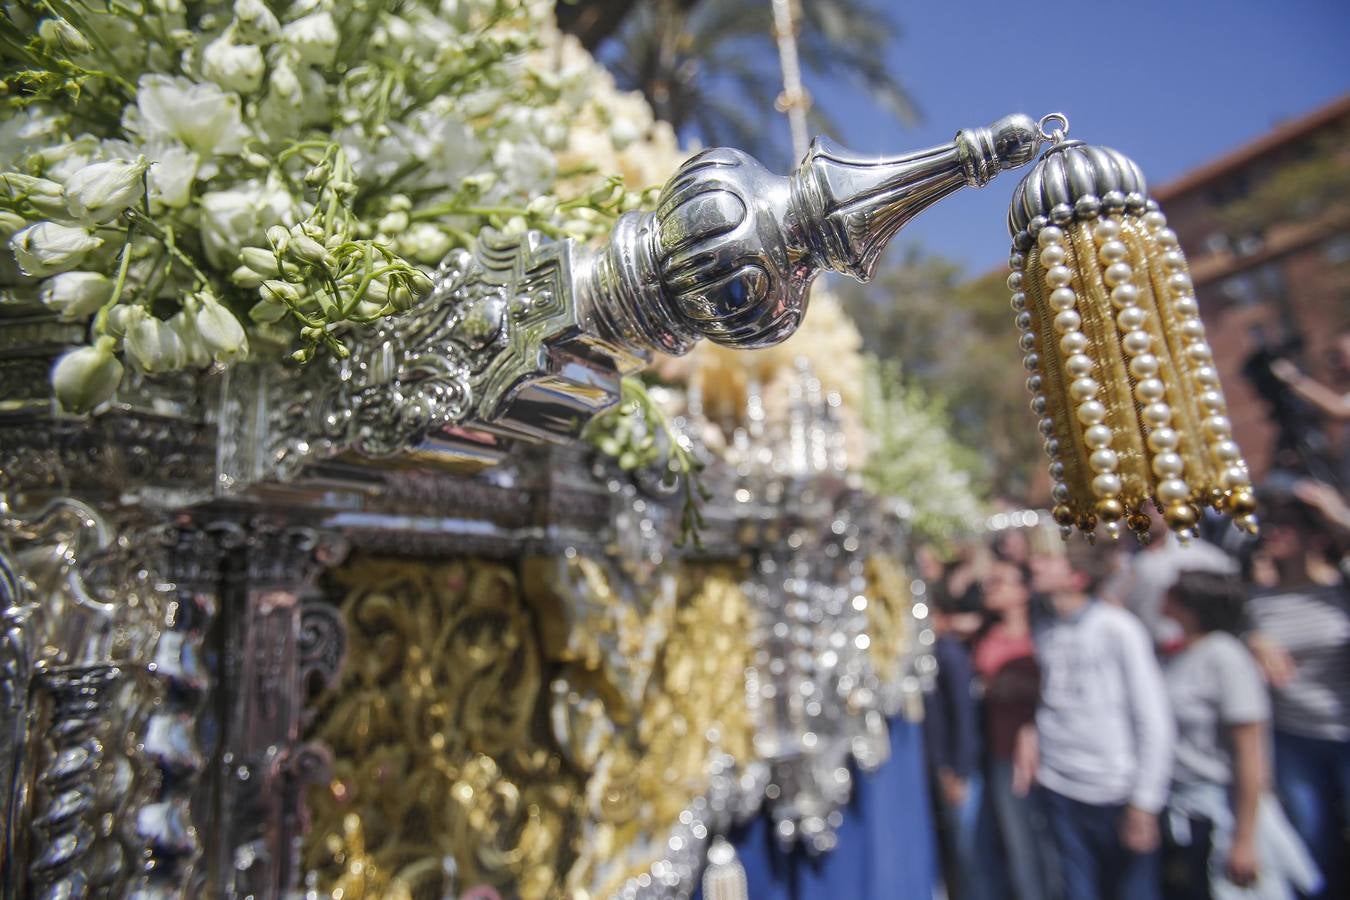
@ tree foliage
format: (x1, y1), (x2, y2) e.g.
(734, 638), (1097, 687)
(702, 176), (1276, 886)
(834, 249), (1043, 503)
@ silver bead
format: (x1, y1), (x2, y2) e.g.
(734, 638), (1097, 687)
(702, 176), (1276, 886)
(1102, 190), (1127, 212)
(1016, 311), (1033, 331)
(1038, 415), (1056, 436)
(1009, 252), (1026, 270)
(1075, 195), (1102, 220)
(1009, 291), (1028, 312)
(1050, 203), (1074, 224)
(1092, 473), (1122, 498)
(1077, 400), (1107, 425)
(1044, 438), (1060, 456)
(1052, 482), (1071, 503)
(1027, 374), (1044, 393)
(1050, 461), (1066, 479)
(1024, 352), (1041, 372)
(1151, 451), (1184, 477)
(1020, 331), (1037, 351)
(1007, 271), (1024, 292)
(1084, 424), (1113, 448)
(1032, 395), (1049, 416)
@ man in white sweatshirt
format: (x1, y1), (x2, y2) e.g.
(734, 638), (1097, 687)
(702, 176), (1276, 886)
(1013, 542), (1175, 900)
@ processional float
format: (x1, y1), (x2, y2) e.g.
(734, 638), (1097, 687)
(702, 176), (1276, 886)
(1, 106), (1253, 899)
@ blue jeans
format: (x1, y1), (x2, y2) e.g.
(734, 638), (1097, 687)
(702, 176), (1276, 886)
(935, 771), (1000, 900)
(1040, 787), (1160, 900)
(1274, 729), (1350, 900)
(988, 759), (1058, 900)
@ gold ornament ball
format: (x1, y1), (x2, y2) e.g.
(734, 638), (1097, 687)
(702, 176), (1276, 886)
(1227, 488), (1257, 517)
(1165, 503), (1198, 531)
(1053, 504), (1075, 527)
(1095, 498), (1125, 522)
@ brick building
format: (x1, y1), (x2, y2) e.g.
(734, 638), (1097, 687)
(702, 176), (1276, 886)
(1153, 94), (1350, 481)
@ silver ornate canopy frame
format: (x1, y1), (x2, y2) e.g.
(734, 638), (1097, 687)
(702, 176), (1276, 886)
(1, 116), (1043, 898)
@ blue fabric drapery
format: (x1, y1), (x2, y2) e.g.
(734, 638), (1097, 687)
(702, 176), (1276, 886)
(696, 717), (937, 899)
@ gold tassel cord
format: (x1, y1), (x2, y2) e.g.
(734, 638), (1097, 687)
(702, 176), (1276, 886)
(1007, 124), (1257, 542)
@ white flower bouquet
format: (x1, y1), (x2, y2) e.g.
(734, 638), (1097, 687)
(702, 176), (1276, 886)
(1, 0), (682, 411)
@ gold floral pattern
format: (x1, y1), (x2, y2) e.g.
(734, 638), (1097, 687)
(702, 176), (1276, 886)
(303, 556), (757, 899)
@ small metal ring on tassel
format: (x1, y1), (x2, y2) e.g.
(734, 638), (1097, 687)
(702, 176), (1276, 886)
(1037, 113), (1070, 144)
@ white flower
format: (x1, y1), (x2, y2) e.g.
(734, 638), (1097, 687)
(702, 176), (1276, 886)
(131, 74), (249, 157)
(10, 221), (103, 277)
(197, 178), (295, 268)
(202, 32), (265, 94)
(52, 335), (123, 413)
(40, 272), (113, 320)
(38, 17), (92, 55)
(125, 314), (186, 372)
(398, 223), (453, 265)
(194, 294), (249, 360)
(0, 173), (67, 218)
(0, 108), (64, 171)
(168, 307), (213, 368)
(65, 156), (150, 224)
(147, 142), (199, 209)
(282, 11), (338, 66)
(234, 0), (280, 42)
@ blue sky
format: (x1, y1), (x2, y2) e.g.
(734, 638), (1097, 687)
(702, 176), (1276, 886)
(805, 0), (1350, 274)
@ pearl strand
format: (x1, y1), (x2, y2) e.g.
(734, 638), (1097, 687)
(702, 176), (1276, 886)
(1010, 247), (1073, 540)
(1041, 224), (1115, 539)
(1142, 208), (1257, 532)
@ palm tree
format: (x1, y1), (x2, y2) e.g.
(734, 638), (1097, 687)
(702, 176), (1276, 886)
(560, 0), (919, 169)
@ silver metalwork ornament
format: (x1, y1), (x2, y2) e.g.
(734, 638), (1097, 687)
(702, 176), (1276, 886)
(221, 116), (1043, 488)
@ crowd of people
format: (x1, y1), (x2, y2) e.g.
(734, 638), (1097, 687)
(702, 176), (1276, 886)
(921, 477), (1349, 900)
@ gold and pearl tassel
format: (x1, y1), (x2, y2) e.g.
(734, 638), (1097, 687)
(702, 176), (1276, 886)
(701, 836), (749, 900)
(1007, 124), (1256, 542)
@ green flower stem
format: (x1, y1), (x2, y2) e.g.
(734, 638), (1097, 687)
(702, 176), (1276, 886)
(93, 219), (137, 336)
(123, 209), (209, 288)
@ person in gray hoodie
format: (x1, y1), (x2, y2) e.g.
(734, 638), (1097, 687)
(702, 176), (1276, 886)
(1013, 539), (1175, 900)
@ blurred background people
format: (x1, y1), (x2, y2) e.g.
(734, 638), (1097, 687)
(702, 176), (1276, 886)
(1160, 570), (1320, 900)
(1105, 514), (1239, 653)
(1015, 542), (1174, 900)
(974, 559), (1057, 900)
(1243, 494), (1350, 900)
(925, 595), (990, 900)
